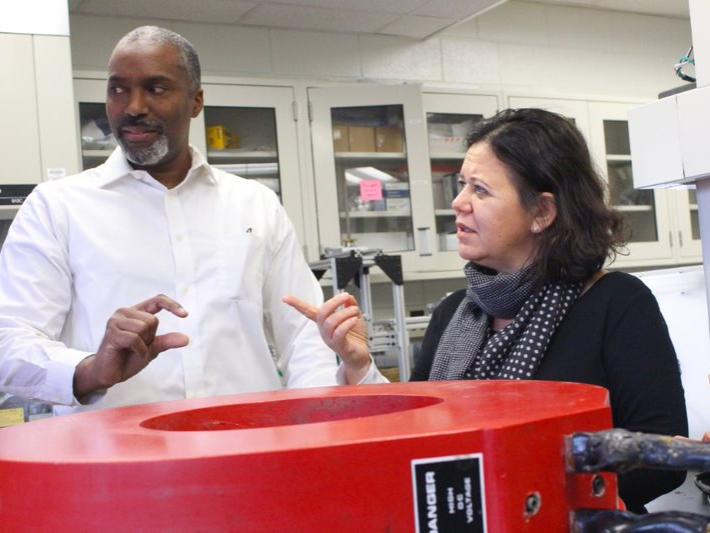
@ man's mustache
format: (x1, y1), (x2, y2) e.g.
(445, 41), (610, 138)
(117, 117), (164, 133)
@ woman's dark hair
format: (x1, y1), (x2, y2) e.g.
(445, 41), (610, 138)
(466, 108), (626, 284)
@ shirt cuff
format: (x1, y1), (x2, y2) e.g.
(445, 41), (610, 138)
(45, 348), (106, 406)
(335, 357), (390, 385)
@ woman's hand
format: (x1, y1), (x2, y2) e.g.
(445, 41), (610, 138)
(283, 292), (371, 384)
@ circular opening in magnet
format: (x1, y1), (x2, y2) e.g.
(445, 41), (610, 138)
(140, 394), (443, 431)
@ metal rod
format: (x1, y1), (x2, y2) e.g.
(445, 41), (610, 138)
(392, 283), (410, 382)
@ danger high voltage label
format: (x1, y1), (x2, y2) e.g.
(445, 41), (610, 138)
(412, 454), (486, 533)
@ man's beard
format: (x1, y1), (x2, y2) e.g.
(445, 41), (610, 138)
(120, 134), (169, 166)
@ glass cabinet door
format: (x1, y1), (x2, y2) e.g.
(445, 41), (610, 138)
(77, 101), (116, 169)
(673, 188), (702, 261)
(309, 85), (435, 273)
(588, 102), (673, 267)
(199, 84), (306, 248)
(424, 92), (498, 272)
(203, 106), (280, 197)
(331, 104), (412, 252)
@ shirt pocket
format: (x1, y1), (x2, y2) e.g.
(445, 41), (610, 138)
(219, 232), (266, 300)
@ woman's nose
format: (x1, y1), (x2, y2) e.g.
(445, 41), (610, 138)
(451, 186), (470, 213)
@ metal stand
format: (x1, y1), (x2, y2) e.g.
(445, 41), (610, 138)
(310, 247), (411, 381)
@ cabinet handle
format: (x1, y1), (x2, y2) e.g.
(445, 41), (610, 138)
(678, 230), (683, 247)
(417, 227), (432, 257)
(669, 231), (673, 247)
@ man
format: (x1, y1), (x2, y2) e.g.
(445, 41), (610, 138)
(0, 26), (384, 415)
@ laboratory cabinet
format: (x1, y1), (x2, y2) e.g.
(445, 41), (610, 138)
(507, 96), (701, 268)
(67, 80), (701, 277)
(308, 84), (433, 273)
(309, 84), (500, 275)
(73, 79), (308, 245)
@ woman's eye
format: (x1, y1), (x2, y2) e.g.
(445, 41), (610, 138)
(108, 86), (125, 95)
(473, 185), (488, 196)
(456, 180), (466, 193)
(151, 86), (166, 94)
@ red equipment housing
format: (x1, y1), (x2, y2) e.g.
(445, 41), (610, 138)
(0, 381), (619, 531)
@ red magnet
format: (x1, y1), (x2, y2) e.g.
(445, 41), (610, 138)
(0, 381), (618, 532)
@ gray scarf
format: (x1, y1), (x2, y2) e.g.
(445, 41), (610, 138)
(429, 263), (582, 381)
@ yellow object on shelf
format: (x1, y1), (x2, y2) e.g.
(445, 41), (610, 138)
(207, 125), (239, 150)
(0, 407), (24, 428)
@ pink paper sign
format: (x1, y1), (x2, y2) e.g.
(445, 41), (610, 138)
(360, 180), (383, 202)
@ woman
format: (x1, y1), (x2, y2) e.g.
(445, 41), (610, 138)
(285, 108), (687, 513)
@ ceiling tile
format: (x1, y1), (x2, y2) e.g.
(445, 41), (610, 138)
(526, 0), (689, 19)
(596, 0), (689, 18)
(271, 29), (361, 76)
(238, 4), (400, 33)
(377, 15), (454, 39)
(75, 0), (258, 24)
(414, 0), (506, 20)
(264, 0), (430, 15)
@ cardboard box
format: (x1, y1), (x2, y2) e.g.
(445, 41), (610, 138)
(375, 127), (405, 152)
(332, 125), (349, 152)
(348, 126), (376, 152)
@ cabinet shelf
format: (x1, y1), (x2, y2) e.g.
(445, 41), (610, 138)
(614, 204), (653, 212)
(339, 211), (411, 218)
(435, 209), (455, 216)
(430, 152), (466, 160)
(607, 154), (632, 162)
(207, 149), (277, 160)
(335, 152), (406, 160)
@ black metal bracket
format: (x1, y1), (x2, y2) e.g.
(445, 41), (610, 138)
(373, 254), (403, 286)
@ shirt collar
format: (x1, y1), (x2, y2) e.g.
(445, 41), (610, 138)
(95, 145), (216, 188)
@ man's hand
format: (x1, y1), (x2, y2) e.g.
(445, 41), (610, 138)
(73, 294), (189, 401)
(283, 293), (372, 384)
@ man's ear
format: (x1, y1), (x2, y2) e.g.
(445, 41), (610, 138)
(531, 192), (557, 234)
(191, 88), (204, 118)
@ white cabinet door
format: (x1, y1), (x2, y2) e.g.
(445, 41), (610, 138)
(308, 84), (435, 273)
(587, 102), (674, 267)
(0, 34), (40, 221)
(423, 91), (499, 273)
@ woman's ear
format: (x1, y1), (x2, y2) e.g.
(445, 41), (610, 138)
(531, 192), (557, 234)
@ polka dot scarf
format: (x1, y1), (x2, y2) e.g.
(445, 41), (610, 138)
(429, 263), (582, 381)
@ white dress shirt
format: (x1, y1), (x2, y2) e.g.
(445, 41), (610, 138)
(0, 147), (385, 414)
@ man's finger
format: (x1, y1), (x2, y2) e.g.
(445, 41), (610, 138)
(134, 294), (188, 318)
(151, 332), (190, 356)
(282, 295), (318, 321)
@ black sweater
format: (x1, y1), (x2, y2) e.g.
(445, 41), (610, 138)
(411, 272), (688, 513)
